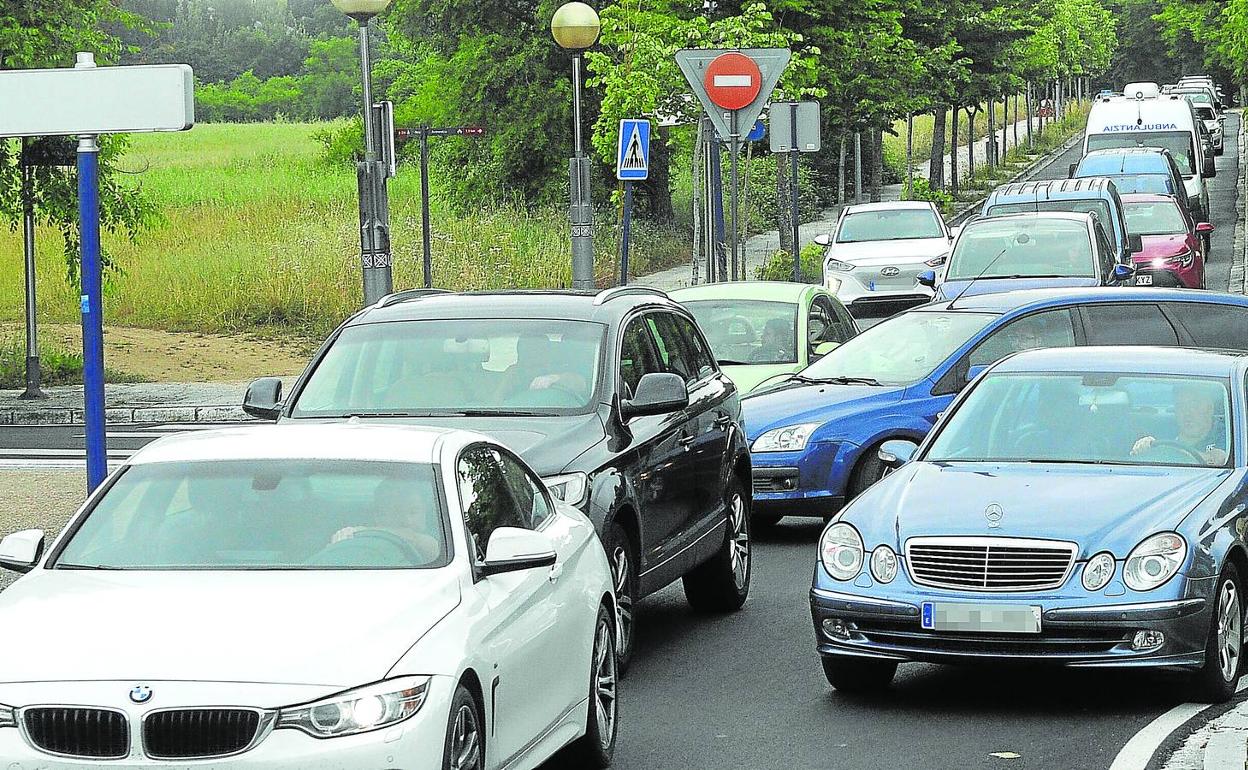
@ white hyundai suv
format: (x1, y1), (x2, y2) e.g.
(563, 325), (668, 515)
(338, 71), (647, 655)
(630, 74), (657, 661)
(818, 200), (953, 316)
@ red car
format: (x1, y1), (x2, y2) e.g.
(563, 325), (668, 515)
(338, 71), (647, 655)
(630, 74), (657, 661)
(1121, 193), (1211, 289)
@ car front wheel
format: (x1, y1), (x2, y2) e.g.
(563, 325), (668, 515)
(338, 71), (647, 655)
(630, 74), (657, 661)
(442, 684), (484, 770)
(1190, 563), (1245, 703)
(565, 605), (618, 767)
(683, 477), (751, 612)
(603, 522), (636, 672)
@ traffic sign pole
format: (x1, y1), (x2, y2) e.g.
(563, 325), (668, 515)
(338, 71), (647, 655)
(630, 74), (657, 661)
(19, 139), (44, 400)
(78, 133), (107, 491)
(790, 103), (800, 283)
(619, 181), (633, 285)
(729, 113), (740, 281)
(419, 127), (432, 288)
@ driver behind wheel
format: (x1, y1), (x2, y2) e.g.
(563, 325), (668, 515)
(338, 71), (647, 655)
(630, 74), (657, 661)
(1130, 383), (1229, 466)
(329, 477), (442, 563)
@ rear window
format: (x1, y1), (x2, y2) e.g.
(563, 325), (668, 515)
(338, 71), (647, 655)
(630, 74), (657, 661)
(836, 208), (945, 243)
(1123, 199), (1187, 236)
(1085, 132), (1195, 175)
(987, 200), (1116, 248)
(947, 218), (1095, 281)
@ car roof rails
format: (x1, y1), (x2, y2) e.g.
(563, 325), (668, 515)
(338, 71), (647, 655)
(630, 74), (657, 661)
(374, 288), (452, 308)
(592, 286), (669, 305)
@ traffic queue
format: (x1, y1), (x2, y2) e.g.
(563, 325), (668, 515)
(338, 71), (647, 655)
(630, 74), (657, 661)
(0, 74), (1244, 770)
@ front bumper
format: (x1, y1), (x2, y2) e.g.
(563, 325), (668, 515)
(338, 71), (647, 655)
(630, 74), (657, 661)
(751, 442), (854, 518)
(811, 578), (1214, 669)
(827, 274), (933, 315)
(0, 678), (454, 769)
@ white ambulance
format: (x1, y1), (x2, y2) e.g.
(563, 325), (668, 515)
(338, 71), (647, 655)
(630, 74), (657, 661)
(1083, 91), (1215, 227)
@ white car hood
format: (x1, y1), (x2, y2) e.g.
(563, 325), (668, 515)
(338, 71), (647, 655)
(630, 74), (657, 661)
(826, 237), (950, 264)
(0, 569), (461, 687)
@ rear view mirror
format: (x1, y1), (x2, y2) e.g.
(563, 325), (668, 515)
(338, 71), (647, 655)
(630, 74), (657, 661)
(813, 233), (831, 247)
(1204, 156), (1217, 178)
(243, 377), (284, 420)
(878, 440), (917, 468)
(1112, 263), (1136, 282)
(1127, 234), (1144, 255)
(621, 372), (688, 420)
(0, 529), (44, 573)
(918, 270), (937, 288)
(481, 527), (556, 577)
(1197, 222), (1215, 234)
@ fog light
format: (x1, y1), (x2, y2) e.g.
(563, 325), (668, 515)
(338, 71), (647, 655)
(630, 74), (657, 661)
(1132, 630), (1165, 651)
(823, 618), (851, 640)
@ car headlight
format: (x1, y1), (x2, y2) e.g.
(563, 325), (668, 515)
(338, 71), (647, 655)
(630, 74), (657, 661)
(1082, 552), (1116, 591)
(543, 472), (588, 507)
(752, 422), (821, 453)
(820, 522), (864, 581)
(1124, 533), (1186, 592)
(277, 676), (430, 739)
(870, 545), (898, 583)
(826, 258), (856, 272)
(925, 254), (948, 268)
(0, 703), (14, 729)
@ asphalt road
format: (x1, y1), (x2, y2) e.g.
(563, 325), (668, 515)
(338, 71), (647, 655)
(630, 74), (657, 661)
(0, 114), (1243, 770)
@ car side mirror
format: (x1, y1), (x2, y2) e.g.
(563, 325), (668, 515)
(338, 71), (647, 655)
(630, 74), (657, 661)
(1197, 222), (1215, 234)
(1127, 234), (1144, 255)
(813, 233), (831, 247)
(1112, 263), (1136, 282)
(0, 529), (45, 573)
(1068, 163), (1078, 178)
(878, 440), (918, 468)
(918, 270), (937, 288)
(480, 527), (556, 577)
(620, 372), (688, 421)
(243, 377), (284, 420)
(809, 341), (840, 362)
(1204, 156), (1217, 178)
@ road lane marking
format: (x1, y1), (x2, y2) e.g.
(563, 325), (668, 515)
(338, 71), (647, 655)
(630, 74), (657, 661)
(1109, 679), (1248, 770)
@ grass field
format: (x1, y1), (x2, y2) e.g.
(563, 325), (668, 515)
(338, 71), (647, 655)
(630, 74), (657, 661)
(0, 123), (686, 337)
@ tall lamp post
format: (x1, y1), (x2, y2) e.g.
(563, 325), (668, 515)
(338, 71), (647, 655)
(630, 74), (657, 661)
(332, 0), (393, 305)
(551, 2), (601, 290)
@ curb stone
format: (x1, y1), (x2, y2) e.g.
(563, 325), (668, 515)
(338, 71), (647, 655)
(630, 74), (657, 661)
(1201, 730), (1247, 770)
(0, 404), (257, 426)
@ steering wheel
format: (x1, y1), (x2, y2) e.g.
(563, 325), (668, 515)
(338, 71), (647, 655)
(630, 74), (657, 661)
(349, 529), (427, 565)
(1146, 440), (1208, 464)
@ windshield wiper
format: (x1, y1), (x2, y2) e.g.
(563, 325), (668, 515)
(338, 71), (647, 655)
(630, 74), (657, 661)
(57, 563), (122, 570)
(448, 409), (549, 417)
(790, 374), (883, 386)
(1021, 458), (1137, 466)
(716, 359), (751, 366)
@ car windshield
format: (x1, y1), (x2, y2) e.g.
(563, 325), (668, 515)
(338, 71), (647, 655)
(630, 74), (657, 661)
(798, 311), (993, 386)
(293, 319), (605, 417)
(1086, 132), (1196, 175)
(986, 200), (1118, 249)
(682, 299), (799, 365)
(946, 218), (1096, 281)
(925, 373), (1233, 468)
(53, 460), (449, 570)
(1124, 199), (1188, 236)
(836, 208), (945, 243)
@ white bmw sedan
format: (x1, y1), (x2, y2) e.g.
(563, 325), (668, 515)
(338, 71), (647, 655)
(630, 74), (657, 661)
(0, 424), (617, 770)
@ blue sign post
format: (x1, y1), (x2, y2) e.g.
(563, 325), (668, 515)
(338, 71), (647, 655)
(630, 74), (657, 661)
(616, 119), (651, 285)
(77, 137), (106, 490)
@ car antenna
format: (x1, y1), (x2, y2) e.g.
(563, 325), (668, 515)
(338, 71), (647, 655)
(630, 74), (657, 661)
(947, 243), (1013, 310)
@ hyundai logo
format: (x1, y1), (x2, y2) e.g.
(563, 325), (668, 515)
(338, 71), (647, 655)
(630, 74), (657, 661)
(985, 504), (1004, 528)
(880, 266), (900, 277)
(129, 685), (153, 704)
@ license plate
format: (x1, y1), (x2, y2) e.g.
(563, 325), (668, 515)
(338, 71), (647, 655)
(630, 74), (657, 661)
(921, 602), (1041, 634)
(1135, 274), (1153, 286)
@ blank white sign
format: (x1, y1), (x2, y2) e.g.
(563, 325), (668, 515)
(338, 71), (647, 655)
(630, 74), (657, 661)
(0, 63), (194, 137)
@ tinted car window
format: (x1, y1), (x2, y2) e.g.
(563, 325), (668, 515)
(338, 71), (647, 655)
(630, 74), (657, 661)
(458, 446), (526, 560)
(968, 309), (1077, 368)
(1082, 304), (1180, 346)
(947, 218), (1096, 280)
(496, 451), (552, 529)
(1086, 133), (1196, 175)
(1164, 303), (1248, 350)
(647, 313), (699, 382)
(810, 296), (850, 345)
(670, 315), (717, 380)
(1124, 199), (1188, 235)
(620, 316), (663, 397)
(682, 299), (799, 366)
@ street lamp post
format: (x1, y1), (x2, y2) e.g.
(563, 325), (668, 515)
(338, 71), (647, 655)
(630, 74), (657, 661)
(332, 0), (393, 305)
(551, 2), (601, 290)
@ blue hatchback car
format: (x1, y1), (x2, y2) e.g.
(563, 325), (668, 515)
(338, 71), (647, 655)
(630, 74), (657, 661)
(744, 288), (1248, 525)
(812, 346), (1248, 702)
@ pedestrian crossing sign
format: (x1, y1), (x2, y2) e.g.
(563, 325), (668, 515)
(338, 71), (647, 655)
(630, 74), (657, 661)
(616, 119), (651, 181)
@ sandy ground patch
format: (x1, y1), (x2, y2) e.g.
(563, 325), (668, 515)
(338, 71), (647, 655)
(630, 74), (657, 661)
(0, 471), (85, 591)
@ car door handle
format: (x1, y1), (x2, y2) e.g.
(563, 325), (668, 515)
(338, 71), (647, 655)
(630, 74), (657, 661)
(713, 414), (731, 429)
(678, 434), (696, 448)
(549, 563), (563, 583)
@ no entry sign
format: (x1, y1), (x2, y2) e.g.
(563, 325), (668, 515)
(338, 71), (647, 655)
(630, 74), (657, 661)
(704, 52), (762, 111)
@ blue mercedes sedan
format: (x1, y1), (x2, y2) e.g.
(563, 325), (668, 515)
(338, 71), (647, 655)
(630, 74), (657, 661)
(812, 346), (1248, 702)
(743, 288), (1248, 526)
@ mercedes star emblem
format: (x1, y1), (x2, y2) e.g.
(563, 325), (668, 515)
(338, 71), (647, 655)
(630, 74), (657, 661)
(985, 504), (1004, 529)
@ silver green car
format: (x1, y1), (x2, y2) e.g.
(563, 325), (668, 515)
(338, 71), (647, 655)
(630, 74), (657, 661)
(670, 281), (859, 394)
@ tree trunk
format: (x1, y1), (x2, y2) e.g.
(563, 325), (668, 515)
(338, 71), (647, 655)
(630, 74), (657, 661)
(777, 146), (793, 257)
(966, 107), (975, 182)
(691, 120), (704, 285)
(950, 103), (960, 196)
(1001, 95), (1009, 159)
(837, 135), (846, 206)
(869, 128), (883, 202)
(987, 98), (996, 166)
(929, 107), (947, 189)
(1026, 83), (1034, 147)
(906, 112), (915, 196)
(853, 132), (863, 204)
(1012, 92), (1019, 149)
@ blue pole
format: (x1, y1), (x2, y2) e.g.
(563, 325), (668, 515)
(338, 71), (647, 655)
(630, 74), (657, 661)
(619, 182), (633, 285)
(709, 138), (726, 282)
(78, 137), (107, 492)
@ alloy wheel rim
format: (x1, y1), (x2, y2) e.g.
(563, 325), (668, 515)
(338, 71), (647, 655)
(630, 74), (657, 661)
(1217, 579), (1242, 682)
(593, 618), (618, 749)
(611, 546), (633, 656)
(728, 493), (750, 591)
(450, 704), (481, 770)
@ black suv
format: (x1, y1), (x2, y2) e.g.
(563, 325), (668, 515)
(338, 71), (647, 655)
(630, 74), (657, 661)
(243, 287), (753, 666)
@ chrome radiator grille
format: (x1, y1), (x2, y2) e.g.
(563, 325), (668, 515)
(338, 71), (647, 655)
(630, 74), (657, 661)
(23, 707), (129, 759)
(906, 537), (1077, 591)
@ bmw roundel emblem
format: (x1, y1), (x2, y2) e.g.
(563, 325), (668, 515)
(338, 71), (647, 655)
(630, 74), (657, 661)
(129, 685), (153, 704)
(985, 504), (1004, 528)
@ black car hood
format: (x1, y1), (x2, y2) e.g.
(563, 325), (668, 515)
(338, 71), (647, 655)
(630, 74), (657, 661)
(287, 412), (605, 476)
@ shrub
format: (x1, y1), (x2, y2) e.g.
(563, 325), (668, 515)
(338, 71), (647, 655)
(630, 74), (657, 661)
(904, 177), (956, 216)
(755, 241), (824, 283)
